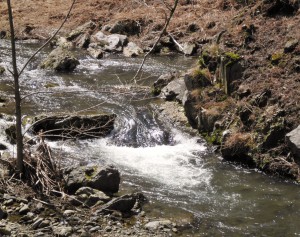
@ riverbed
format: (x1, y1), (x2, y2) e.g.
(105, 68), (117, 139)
(0, 40), (299, 236)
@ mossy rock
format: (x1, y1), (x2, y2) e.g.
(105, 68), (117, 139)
(40, 47), (80, 72)
(271, 52), (283, 65)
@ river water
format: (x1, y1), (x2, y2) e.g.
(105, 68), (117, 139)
(0, 40), (300, 236)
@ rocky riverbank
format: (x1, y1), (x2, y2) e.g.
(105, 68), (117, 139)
(0, 0), (300, 235)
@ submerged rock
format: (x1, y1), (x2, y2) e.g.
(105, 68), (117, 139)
(40, 47), (79, 72)
(29, 114), (116, 140)
(64, 165), (120, 194)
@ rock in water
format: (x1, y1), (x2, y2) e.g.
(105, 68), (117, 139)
(40, 47), (79, 72)
(64, 166), (120, 194)
(29, 114), (116, 140)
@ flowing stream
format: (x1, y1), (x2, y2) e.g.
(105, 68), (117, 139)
(0, 40), (300, 236)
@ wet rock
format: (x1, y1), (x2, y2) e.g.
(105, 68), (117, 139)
(97, 193), (147, 213)
(161, 77), (187, 102)
(144, 219), (172, 230)
(0, 31), (6, 39)
(40, 47), (79, 72)
(32, 218), (44, 229)
(75, 187), (111, 206)
(64, 165), (120, 194)
(0, 143), (7, 150)
(123, 42), (143, 57)
(52, 37), (74, 49)
(30, 114), (116, 140)
(152, 71), (178, 96)
(284, 39), (299, 53)
(87, 44), (104, 59)
(105, 34), (128, 52)
(286, 125), (300, 163)
(74, 33), (90, 49)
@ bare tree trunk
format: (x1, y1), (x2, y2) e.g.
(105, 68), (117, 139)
(7, 0), (23, 172)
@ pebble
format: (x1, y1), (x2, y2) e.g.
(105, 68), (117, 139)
(32, 218), (44, 229)
(19, 204), (30, 215)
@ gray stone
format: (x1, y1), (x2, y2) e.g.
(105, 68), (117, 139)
(75, 186), (111, 206)
(105, 34), (128, 52)
(65, 166), (120, 194)
(19, 204), (30, 215)
(53, 226), (73, 237)
(286, 125), (300, 163)
(67, 21), (96, 41)
(87, 47), (104, 59)
(284, 39), (299, 53)
(40, 47), (79, 72)
(74, 33), (90, 49)
(123, 42), (143, 57)
(182, 43), (197, 55)
(97, 192), (147, 213)
(63, 210), (77, 217)
(144, 220), (172, 230)
(32, 218), (44, 229)
(152, 71), (179, 96)
(161, 77), (187, 102)
(54, 37), (74, 49)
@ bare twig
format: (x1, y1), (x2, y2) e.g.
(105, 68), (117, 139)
(18, 0), (77, 77)
(132, 0), (179, 83)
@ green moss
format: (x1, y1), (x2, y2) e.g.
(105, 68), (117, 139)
(202, 129), (223, 145)
(225, 52), (241, 61)
(271, 52), (283, 65)
(151, 86), (161, 96)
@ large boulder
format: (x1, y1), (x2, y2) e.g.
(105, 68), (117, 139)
(286, 125), (300, 164)
(40, 47), (79, 72)
(29, 114), (116, 140)
(64, 166), (120, 194)
(91, 31), (128, 53)
(161, 77), (187, 102)
(152, 71), (178, 96)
